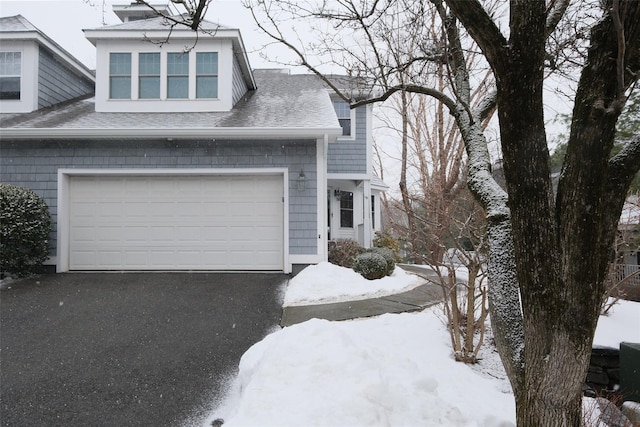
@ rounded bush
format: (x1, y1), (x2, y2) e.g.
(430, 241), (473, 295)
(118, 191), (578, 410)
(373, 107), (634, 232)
(373, 231), (402, 263)
(328, 239), (365, 268)
(369, 247), (396, 276)
(352, 252), (388, 280)
(0, 184), (52, 278)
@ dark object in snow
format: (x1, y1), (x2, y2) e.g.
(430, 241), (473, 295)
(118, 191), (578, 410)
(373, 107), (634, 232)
(211, 419), (224, 427)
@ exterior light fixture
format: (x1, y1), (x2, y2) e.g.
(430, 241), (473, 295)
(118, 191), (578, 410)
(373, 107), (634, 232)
(334, 189), (342, 200)
(297, 168), (307, 191)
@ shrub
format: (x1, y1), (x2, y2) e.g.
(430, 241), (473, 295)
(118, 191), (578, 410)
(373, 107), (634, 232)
(328, 239), (365, 268)
(369, 247), (396, 276)
(0, 184), (52, 278)
(373, 231), (402, 262)
(353, 252), (388, 280)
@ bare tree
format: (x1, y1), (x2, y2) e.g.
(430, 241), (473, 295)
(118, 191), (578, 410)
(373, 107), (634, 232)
(240, 1), (640, 425)
(133, 0), (640, 424)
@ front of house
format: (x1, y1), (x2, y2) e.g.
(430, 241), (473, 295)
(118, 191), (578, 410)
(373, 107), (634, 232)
(0, 6), (387, 274)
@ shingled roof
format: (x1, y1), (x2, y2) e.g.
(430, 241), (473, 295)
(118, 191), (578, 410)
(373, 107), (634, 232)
(0, 71), (342, 139)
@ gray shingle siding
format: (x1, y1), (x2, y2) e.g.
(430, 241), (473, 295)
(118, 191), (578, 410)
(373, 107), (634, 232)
(327, 105), (367, 174)
(231, 56), (248, 106)
(37, 47), (94, 109)
(0, 139), (318, 259)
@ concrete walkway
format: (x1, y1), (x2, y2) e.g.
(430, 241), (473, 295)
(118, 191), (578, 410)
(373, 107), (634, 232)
(281, 266), (444, 327)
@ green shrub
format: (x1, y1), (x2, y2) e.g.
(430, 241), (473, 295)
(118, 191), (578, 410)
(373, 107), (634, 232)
(328, 239), (365, 268)
(352, 252), (388, 280)
(373, 231), (402, 262)
(369, 247), (396, 276)
(0, 184), (52, 278)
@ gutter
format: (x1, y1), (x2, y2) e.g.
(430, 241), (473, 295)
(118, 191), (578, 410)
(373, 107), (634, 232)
(0, 127), (343, 141)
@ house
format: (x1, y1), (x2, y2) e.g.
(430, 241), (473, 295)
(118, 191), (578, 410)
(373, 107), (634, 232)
(0, 6), (387, 274)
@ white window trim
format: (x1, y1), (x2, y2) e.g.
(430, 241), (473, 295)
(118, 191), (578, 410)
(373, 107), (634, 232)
(0, 42), (38, 113)
(57, 168), (290, 273)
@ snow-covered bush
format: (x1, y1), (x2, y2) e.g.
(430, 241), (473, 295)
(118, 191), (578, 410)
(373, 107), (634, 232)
(328, 239), (365, 268)
(369, 247), (396, 276)
(0, 184), (52, 278)
(352, 252), (388, 280)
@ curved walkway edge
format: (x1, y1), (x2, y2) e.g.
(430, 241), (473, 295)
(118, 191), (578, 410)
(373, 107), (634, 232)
(281, 266), (444, 327)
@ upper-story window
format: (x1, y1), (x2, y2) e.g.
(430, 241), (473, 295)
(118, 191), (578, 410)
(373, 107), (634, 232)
(139, 52), (160, 99)
(107, 51), (219, 101)
(196, 52), (218, 99)
(167, 52), (189, 99)
(0, 52), (21, 100)
(333, 100), (352, 136)
(109, 53), (131, 99)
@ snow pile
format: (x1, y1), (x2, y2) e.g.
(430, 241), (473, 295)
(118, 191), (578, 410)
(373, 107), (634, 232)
(207, 310), (516, 427)
(283, 261), (423, 306)
(202, 263), (639, 427)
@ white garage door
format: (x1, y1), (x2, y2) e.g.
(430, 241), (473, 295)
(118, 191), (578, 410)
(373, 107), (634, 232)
(68, 174), (284, 270)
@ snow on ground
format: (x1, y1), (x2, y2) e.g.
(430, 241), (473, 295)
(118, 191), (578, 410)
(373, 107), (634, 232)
(593, 299), (640, 348)
(283, 262), (423, 306)
(203, 264), (639, 427)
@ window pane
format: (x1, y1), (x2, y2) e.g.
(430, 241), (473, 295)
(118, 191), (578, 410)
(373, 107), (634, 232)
(0, 52), (21, 75)
(139, 76), (160, 99)
(0, 76), (20, 99)
(333, 101), (350, 118)
(196, 76), (217, 98)
(338, 118), (351, 136)
(340, 191), (354, 228)
(110, 76), (131, 99)
(196, 52), (218, 99)
(196, 52), (217, 74)
(139, 53), (160, 75)
(167, 53), (189, 74)
(110, 53), (131, 75)
(371, 194), (375, 226)
(168, 76), (188, 99)
(109, 53), (131, 99)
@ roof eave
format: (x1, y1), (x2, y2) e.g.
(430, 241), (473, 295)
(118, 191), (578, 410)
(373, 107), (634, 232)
(0, 127), (342, 141)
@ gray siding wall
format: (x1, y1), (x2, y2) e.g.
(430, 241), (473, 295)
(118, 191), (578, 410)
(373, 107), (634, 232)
(231, 56), (249, 106)
(38, 47), (94, 109)
(0, 139), (318, 259)
(327, 105), (367, 174)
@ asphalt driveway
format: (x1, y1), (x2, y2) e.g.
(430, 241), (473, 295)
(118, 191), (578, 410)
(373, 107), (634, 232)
(0, 272), (287, 427)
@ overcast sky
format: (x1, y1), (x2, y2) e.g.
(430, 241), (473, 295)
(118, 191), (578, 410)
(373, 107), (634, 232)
(0, 0), (294, 70)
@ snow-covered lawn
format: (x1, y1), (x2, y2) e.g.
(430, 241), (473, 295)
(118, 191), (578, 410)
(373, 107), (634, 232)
(283, 262), (424, 306)
(203, 263), (640, 427)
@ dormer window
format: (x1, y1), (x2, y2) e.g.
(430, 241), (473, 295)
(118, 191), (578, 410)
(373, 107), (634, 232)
(167, 52), (189, 99)
(196, 52), (218, 99)
(0, 52), (21, 100)
(139, 53), (160, 99)
(109, 53), (131, 99)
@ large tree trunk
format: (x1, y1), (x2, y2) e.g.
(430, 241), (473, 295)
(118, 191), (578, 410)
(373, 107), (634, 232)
(446, 0), (640, 424)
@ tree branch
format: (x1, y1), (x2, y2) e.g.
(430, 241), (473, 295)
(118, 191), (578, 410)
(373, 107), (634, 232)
(444, 0), (508, 70)
(607, 135), (640, 196)
(350, 84), (457, 113)
(545, 0), (570, 37)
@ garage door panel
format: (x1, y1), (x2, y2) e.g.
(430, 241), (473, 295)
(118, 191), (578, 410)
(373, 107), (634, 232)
(69, 174), (284, 270)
